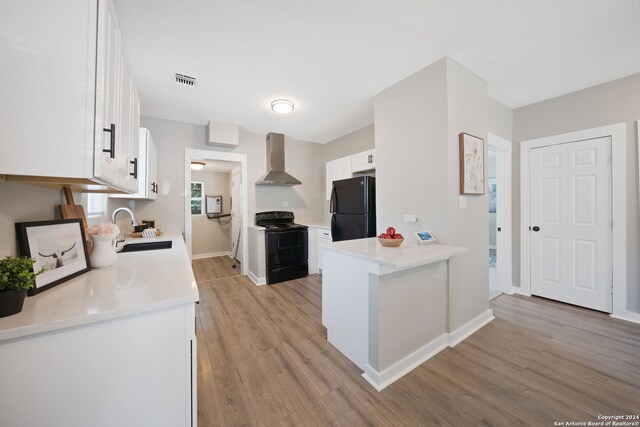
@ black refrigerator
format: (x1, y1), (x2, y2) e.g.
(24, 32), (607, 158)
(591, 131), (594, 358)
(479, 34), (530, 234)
(330, 176), (376, 242)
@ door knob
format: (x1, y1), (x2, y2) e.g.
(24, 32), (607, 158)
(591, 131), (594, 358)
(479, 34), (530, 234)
(497, 227), (502, 232)
(532, 226), (540, 232)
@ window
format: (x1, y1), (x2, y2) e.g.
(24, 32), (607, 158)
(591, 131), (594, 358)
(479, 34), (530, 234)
(86, 193), (108, 218)
(191, 181), (204, 215)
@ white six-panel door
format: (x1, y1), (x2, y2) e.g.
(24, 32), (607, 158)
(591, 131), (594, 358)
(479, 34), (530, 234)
(529, 137), (612, 312)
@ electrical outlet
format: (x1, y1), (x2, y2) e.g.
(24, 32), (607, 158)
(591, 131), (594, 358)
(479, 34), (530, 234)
(282, 201), (289, 208)
(404, 214), (417, 223)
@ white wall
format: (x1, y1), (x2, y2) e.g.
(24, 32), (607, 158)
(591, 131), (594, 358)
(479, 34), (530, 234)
(513, 72), (640, 313)
(190, 170), (231, 257)
(375, 57), (490, 331)
(109, 115), (325, 240)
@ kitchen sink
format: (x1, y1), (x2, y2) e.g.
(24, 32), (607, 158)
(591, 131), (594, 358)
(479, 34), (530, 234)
(119, 240), (173, 253)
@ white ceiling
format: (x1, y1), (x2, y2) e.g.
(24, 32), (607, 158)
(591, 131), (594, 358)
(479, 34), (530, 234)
(114, 0), (640, 143)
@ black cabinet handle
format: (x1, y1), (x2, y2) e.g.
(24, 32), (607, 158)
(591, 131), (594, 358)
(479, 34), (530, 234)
(151, 182), (158, 194)
(532, 226), (540, 232)
(129, 158), (138, 179)
(497, 227), (502, 232)
(102, 123), (115, 159)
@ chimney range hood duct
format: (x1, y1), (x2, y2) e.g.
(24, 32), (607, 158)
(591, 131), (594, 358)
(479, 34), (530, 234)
(255, 132), (302, 186)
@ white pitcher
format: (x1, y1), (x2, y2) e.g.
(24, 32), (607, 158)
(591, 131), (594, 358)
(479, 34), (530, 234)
(89, 235), (118, 268)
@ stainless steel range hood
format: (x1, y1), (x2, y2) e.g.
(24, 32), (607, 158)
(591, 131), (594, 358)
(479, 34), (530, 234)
(255, 132), (302, 186)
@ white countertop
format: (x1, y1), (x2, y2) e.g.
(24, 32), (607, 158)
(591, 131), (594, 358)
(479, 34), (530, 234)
(0, 234), (199, 342)
(247, 224), (265, 231)
(324, 237), (467, 270)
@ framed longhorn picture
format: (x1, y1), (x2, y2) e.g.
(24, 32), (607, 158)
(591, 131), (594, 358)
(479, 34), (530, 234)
(459, 132), (485, 195)
(15, 219), (91, 295)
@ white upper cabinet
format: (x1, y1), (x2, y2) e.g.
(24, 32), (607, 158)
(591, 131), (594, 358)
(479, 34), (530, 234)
(351, 149), (376, 173)
(325, 156), (352, 200)
(0, 0), (139, 193)
(325, 149), (375, 200)
(111, 128), (157, 200)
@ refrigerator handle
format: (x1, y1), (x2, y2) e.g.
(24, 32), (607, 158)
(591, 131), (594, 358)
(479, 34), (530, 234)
(329, 184), (338, 213)
(330, 214), (337, 241)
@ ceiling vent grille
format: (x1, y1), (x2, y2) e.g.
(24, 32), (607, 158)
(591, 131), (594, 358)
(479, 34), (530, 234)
(175, 73), (196, 88)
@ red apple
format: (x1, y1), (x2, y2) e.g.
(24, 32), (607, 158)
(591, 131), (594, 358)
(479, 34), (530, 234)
(393, 233), (404, 239)
(379, 233), (391, 239)
(386, 227), (396, 237)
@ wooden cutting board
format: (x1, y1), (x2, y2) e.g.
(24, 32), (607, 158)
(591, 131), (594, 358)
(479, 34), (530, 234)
(58, 187), (93, 253)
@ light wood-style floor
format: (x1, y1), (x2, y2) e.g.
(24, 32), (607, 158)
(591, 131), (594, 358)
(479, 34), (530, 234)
(192, 256), (242, 282)
(193, 270), (640, 426)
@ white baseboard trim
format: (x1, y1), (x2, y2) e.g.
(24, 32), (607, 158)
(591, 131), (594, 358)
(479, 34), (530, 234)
(361, 310), (495, 391)
(449, 309), (495, 347)
(610, 311), (640, 325)
(511, 287), (531, 296)
(248, 270), (266, 286)
(362, 334), (449, 392)
(191, 251), (231, 260)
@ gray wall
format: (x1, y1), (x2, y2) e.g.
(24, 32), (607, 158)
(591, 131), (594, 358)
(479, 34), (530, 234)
(321, 124), (375, 223)
(323, 124), (375, 163)
(488, 97), (514, 142)
(375, 57), (490, 331)
(109, 116), (326, 237)
(190, 170), (231, 257)
(513, 72), (640, 312)
(0, 181), (64, 257)
(445, 59), (490, 330)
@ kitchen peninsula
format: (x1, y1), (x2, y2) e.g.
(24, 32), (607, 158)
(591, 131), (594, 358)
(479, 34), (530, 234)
(322, 238), (494, 391)
(0, 234), (198, 427)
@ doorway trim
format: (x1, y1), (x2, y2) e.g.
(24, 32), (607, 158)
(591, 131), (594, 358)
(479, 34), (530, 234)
(184, 149), (249, 276)
(488, 133), (513, 295)
(520, 122), (629, 319)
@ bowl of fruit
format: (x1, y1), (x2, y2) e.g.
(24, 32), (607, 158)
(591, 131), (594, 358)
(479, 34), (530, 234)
(377, 227), (404, 247)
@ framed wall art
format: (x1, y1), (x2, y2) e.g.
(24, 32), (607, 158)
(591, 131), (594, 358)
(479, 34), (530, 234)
(15, 219), (91, 295)
(459, 132), (485, 195)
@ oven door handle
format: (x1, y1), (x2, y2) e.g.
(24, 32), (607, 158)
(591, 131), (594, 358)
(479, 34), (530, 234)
(277, 242), (302, 250)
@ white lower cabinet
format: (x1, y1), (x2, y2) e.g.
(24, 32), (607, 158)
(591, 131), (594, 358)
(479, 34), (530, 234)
(0, 303), (197, 427)
(0, 0), (139, 193)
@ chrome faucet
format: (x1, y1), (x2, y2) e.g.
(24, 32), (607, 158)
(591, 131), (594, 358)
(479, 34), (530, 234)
(111, 208), (140, 227)
(111, 207), (139, 244)
(111, 207), (140, 227)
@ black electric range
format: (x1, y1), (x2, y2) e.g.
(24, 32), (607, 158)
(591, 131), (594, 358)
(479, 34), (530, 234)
(256, 211), (308, 285)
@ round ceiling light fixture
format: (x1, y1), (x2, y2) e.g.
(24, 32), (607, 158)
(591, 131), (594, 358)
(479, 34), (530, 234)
(271, 99), (294, 114)
(190, 161), (205, 171)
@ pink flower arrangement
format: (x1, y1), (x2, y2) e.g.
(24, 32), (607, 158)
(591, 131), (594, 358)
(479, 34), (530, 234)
(88, 223), (120, 238)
